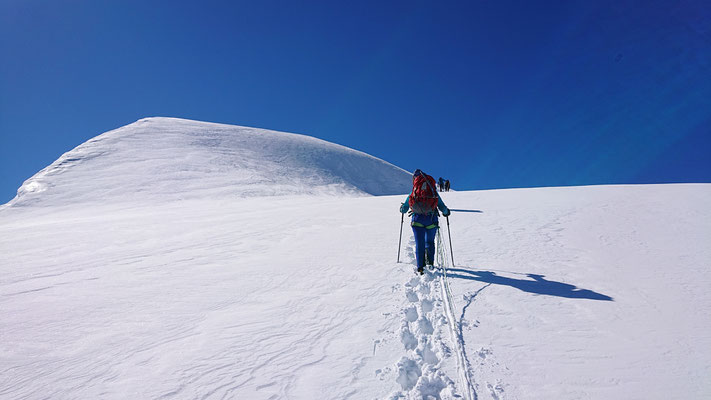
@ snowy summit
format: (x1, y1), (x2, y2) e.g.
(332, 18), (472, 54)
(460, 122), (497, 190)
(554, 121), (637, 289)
(7, 117), (411, 208)
(1, 118), (710, 399)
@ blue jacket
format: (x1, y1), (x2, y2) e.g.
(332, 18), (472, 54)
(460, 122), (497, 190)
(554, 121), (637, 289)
(400, 195), (450, 228)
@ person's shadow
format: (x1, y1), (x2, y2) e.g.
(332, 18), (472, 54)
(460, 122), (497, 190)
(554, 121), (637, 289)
(447, 268), (613, 301)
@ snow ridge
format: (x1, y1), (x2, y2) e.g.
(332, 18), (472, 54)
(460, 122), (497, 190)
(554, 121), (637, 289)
(6, 117), (412, 208)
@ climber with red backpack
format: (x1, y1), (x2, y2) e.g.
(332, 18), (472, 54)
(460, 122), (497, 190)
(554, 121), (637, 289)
(399, 169), (450, 274)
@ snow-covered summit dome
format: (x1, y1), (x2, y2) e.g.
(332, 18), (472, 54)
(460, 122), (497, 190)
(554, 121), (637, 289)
(9, 117), (412, 207)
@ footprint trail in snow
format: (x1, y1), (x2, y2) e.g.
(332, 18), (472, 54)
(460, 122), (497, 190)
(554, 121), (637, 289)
(384, 235), (464, 400)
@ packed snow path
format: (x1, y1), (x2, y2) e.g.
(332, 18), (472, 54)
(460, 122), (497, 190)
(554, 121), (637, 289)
(382, 235), (463, 400)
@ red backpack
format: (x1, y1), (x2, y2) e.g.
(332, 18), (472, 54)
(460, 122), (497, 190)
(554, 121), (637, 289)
(409, 173), (439, 215)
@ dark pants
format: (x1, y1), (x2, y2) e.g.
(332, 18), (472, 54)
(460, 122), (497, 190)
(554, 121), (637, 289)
(412, 225), (438, 268)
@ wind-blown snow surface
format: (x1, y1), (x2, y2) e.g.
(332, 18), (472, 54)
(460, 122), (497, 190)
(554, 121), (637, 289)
(1, 119), (710, 399)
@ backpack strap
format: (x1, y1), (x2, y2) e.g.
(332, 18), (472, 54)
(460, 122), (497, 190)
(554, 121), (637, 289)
(424, 177), (439, 199)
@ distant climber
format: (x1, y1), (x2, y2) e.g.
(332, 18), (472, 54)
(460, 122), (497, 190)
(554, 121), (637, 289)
(438, 177), (445, 192)
(445, 179), (450, 192)
(400, 169), (450, 275)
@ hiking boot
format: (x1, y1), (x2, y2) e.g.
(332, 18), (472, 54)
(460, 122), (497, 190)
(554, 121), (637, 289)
(417, 266), (424, 275)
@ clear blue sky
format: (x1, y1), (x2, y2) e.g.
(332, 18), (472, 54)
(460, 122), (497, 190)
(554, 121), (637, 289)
(1, 0), (709, 204)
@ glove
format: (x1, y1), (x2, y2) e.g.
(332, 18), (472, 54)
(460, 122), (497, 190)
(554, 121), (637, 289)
(400, 202), (409, 214)
(442, 207), (451, 217)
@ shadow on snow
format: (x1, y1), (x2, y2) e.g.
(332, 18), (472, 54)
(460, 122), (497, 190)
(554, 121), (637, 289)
(446, 267), (613, 301)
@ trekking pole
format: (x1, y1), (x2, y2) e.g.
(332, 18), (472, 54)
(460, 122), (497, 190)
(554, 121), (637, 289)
(446, 215), (455, 267)
(397, 212), (404, 263)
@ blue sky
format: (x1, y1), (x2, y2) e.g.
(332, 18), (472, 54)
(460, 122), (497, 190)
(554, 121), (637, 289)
(1, 0), (709, 204)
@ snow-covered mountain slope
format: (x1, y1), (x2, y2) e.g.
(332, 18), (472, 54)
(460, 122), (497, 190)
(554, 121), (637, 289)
(6, 117), (411, 208)
(1, 119), (709, 399)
